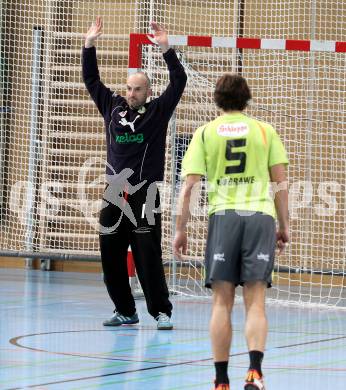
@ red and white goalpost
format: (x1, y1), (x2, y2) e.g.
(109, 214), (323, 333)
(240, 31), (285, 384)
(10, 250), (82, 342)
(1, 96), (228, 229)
(128, 33), (346, 307)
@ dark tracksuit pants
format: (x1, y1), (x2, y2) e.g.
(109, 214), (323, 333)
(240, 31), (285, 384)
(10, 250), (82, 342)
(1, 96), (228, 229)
(99, 184), (172, 319)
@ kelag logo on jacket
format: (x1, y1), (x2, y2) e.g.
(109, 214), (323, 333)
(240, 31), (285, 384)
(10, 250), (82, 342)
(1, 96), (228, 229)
(115, 133), (144, 144)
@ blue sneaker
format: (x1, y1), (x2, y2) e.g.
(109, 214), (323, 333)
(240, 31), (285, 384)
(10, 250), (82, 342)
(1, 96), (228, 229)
(156, 312), (173, 330)
(103, 311), (139, 326)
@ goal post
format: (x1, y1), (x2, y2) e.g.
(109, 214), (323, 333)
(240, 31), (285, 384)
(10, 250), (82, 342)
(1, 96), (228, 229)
(129, 32), (346, 307)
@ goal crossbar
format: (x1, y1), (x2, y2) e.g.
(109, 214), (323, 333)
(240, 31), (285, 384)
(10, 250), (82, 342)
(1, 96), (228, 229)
(129, 33), (346, 71)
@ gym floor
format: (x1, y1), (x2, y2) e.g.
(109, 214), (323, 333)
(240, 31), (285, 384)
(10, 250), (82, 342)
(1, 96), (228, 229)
(1, 268), (345, 389)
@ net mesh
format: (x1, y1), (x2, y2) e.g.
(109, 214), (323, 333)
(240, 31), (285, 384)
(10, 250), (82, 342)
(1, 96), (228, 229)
(1, 0), (346, 307)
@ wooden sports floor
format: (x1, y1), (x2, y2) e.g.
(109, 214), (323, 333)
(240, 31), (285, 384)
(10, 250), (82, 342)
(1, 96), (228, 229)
(1, 269), (345, 389)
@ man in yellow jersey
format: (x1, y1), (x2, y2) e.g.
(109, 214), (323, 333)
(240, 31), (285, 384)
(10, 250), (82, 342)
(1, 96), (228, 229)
(173, 74), (289, 390)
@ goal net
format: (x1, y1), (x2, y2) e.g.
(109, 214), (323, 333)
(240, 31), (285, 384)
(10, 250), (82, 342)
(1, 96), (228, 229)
(1, 0), (346, 308)
(141, 39), (346, 308)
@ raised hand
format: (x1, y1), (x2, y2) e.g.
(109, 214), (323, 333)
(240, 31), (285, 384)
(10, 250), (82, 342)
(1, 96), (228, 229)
(150, 21), (169, 52)
(85, 16), (103, 48)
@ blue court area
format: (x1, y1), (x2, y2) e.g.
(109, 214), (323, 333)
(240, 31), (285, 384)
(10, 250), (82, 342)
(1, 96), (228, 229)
(0, 268), (345, 389)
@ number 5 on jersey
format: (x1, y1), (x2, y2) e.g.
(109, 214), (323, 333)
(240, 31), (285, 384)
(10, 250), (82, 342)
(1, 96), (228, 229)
(225, 138), (247, 174)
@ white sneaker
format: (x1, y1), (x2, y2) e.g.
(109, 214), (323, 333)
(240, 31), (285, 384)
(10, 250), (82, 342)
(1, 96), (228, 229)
(156, 312), (173, 330)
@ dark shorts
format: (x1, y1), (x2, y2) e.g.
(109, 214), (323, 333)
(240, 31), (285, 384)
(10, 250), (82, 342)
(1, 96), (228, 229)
(205, 210), (276, 289)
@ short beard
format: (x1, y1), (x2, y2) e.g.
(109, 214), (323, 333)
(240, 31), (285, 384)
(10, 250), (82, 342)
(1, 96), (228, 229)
(127, 97), (146, 110)
(129, 103), (144, 110)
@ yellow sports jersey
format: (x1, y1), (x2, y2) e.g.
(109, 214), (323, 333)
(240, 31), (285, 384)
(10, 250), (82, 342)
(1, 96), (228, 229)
(181, 112), (288, 218)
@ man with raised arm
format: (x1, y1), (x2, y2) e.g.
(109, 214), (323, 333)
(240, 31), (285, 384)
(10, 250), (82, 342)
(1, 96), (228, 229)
(173, 74), (289, 389)
(83, 17), (187, 330)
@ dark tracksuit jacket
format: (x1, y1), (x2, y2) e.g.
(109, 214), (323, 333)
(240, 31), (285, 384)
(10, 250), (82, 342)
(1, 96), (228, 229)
(82, 46), (187, 318)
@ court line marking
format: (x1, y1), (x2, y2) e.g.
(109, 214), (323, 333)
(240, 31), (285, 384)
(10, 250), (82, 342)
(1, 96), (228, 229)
(7, 329), (346, 389)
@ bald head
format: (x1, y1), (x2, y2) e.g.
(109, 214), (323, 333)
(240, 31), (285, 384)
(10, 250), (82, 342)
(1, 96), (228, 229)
(126, 72), (152, 109)
(127, 71), (151, 88)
